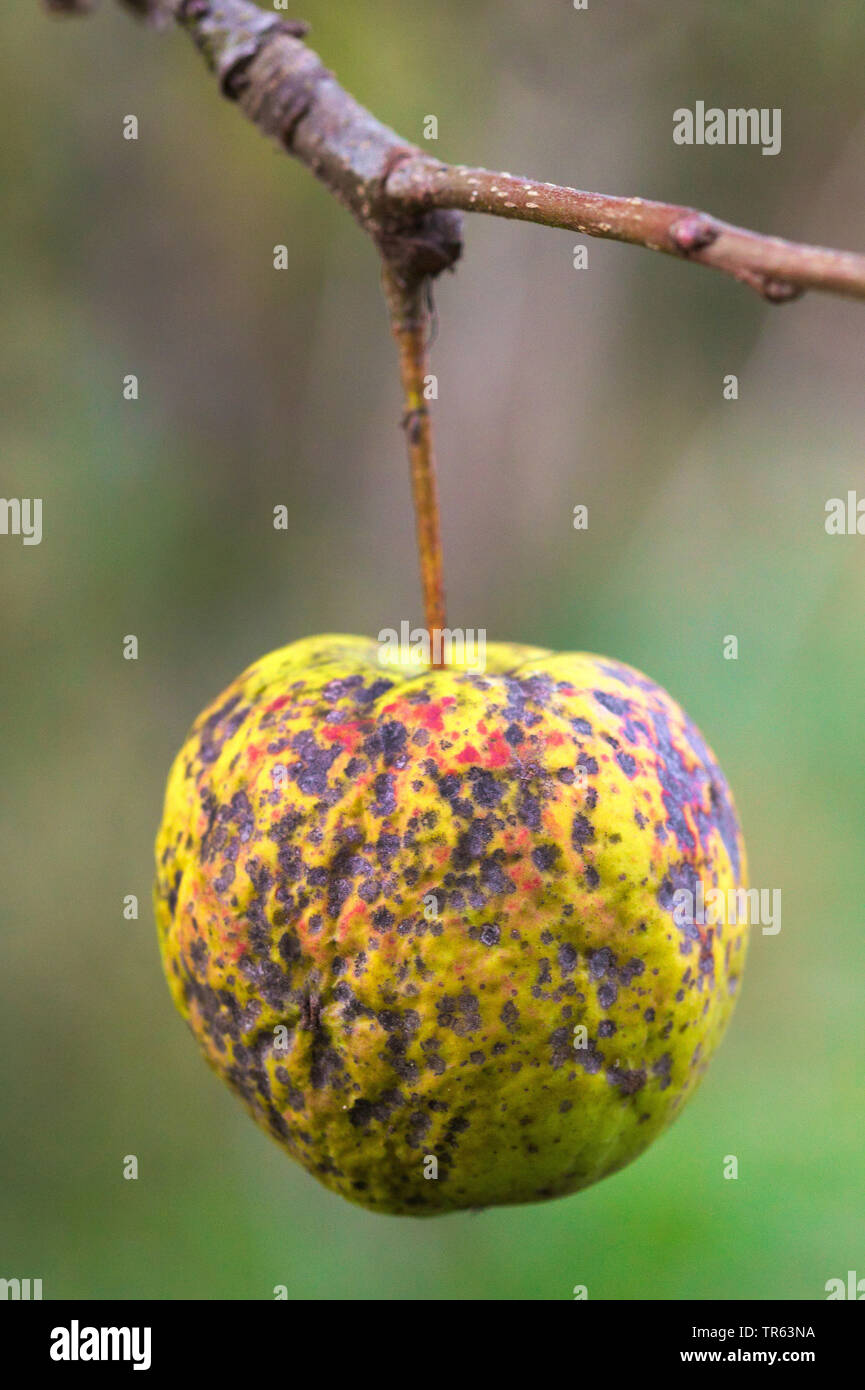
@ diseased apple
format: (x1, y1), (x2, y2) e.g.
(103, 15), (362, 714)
(154, 635), (747, 1214)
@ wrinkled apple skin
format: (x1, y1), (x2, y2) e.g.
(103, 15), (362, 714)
(154, 635), (747, 1215)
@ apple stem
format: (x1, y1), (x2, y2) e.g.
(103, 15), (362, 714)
(382, 264), (447, 667)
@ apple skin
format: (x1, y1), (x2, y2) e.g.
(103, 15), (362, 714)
(154, 635), (747, 1215)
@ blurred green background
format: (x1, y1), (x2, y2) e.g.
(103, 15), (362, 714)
(2, 0), (864, 1301)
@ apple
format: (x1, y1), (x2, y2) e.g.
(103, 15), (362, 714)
(154, 634), (747, 1214)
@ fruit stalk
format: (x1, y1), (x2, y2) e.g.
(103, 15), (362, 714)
(382, 265), (447, 663)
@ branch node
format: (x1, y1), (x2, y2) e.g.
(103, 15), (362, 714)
(761, 277), (805, 304)
(670, 212), (719, 254)
(736, 268), (804, 303)
(372, 154), (460, 289)
(380, 146), (418, 194)
(277, 19), (309, 40)
(376, 206), (462, 293)
(179, 1), (306, 97)
(401, 406), (429, 446)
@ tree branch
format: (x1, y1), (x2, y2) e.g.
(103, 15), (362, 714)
(45, 0), (865, 641)
(386, 161), (865, 303)
(157, 0), (464, 292)
(48, 0), (865, 303)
